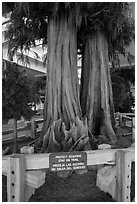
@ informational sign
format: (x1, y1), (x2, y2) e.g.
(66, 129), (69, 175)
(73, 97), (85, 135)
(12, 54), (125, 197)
(49, 151), (87, 172)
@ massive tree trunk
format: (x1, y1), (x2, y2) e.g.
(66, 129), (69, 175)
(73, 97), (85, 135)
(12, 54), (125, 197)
(39, 13), (91, 153)
(46, 15), (81, 127)
(80, 31), (116, 144)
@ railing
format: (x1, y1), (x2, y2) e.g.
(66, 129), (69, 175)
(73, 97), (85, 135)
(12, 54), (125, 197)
(2, 113), (135, 201)
(2, 118), (44, 142)
(2, 113), (135, 142)
(2, 146), (135, 202)
(115, 113), (135, 142)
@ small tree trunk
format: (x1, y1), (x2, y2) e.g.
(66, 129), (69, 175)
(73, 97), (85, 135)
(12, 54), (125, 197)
(80, 31), (116, 144)
(13, 118), (17, 153)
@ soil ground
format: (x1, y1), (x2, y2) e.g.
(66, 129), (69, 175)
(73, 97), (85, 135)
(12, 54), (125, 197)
(2, 126), (135, 202)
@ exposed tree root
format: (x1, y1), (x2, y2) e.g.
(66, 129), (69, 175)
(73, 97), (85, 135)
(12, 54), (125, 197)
(40, 117), (91, 153)
(38, 117), (93, 178)
(2, 147), (10, 155)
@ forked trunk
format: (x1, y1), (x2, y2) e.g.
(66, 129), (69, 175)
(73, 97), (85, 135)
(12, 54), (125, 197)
(39, 13), (91, 153)
(80, 31), (116, 144)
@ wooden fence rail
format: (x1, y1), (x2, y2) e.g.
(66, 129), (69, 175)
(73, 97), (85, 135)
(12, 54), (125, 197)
(2, 114), (135, 201)
(2, 118), (44, 142)
(2, 146), (135, 202)
(2, 113), (135, 142)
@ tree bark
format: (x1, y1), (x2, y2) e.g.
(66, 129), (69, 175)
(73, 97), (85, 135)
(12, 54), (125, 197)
(38, 13), (91, 153)
(80, 31), (117, 144)
(13, 118), (17, 153)
(45, 15), (81, 125)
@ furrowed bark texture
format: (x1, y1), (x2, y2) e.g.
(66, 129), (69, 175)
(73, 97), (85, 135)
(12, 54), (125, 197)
(39, 14), (81, 142)
(39, 14), (91, 155)
(80, 31), (116, 144)
(46, 15), (81, 127)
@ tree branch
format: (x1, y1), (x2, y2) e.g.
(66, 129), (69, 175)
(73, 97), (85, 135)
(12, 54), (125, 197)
(2, 19), (12, 25)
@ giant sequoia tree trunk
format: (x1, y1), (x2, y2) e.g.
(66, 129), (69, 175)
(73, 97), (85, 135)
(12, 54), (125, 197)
(39, 14), (91, 153)
(80, 31), (116, 144)
(45, 15), (81, 127)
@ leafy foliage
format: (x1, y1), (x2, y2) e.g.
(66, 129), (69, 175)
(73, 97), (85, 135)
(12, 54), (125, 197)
(2, 2), (83, 59)
(3, 2), (134, 60)
(111, 68), (135, 112)
(78, 3), (134, 56)
(2, 60), (38, 122)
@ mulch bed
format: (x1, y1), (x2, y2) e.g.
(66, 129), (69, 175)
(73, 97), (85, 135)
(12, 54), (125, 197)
(2, 169), (116, 202)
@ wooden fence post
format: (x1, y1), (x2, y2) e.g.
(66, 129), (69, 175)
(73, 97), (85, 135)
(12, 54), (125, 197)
(132, 118), (135, 143)
(116, 150), (132, 202)
(20, 145), (36, 201)
(31, 118), (36, 139)
(119, 115), (124, 127)
(7, 154), (26, 202)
